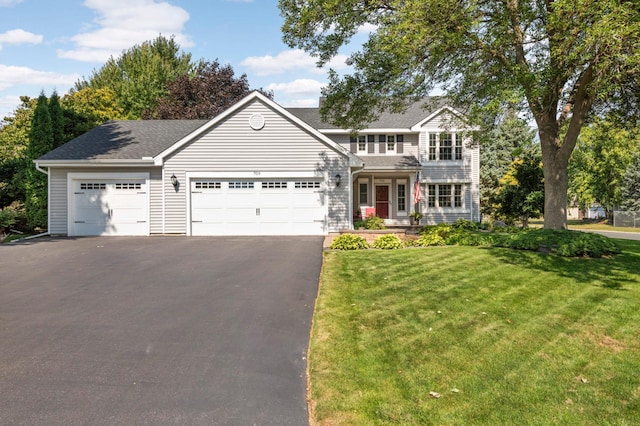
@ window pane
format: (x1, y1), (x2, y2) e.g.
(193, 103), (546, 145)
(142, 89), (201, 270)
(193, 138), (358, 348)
(429, 134), (437, 160)
(440, 133), (452, 160)
(358, 135), (366, 151)
(387, 135), (396, 151)
(359, 183), (368, 204)
(455, 135), (462, 160)
(428, 185), (436, 207)
(439, 185), (452, 207)
(397, 184), (406, 212)
(454, 184), (463, 207)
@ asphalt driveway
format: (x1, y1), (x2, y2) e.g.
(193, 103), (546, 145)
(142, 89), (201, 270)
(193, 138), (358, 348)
(0, 236), (322, 425)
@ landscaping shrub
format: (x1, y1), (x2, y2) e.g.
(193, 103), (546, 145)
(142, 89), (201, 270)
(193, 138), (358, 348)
(371, 234), (403, 249)
(492, 229), (620, 257)
(364, 214), (385, 230)
(451, 219), (479, 231)
(330, 233), (369, 250)
(420, 223), (452, 238)
(0, 207), (17, 231)
(413, 233), (446, 247)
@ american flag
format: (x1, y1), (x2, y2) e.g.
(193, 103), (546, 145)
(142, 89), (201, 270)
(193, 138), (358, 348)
(413, 171), (421, 205)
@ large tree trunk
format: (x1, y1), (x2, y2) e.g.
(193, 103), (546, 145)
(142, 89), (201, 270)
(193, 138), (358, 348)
(538, 123), (570, 230)
(542, 150), (569, 229)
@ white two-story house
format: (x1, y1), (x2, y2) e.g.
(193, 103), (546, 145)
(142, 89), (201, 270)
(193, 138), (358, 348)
(35, 92), (479, 237)
(288, 98), (480, 225)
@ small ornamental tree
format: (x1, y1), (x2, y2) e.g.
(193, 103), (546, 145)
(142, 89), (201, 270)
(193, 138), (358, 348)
(494, 148), (544, 227)
(25, 92), (53, 229)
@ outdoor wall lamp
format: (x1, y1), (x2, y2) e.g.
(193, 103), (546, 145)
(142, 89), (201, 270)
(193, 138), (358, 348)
(335, 174), (342, 187)
(170, 174), (179, 189)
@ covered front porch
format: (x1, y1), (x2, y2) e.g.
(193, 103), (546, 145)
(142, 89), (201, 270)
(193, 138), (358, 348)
(352, 156), (421, 226)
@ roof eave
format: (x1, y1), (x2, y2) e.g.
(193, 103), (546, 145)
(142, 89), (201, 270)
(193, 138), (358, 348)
(35, 159), (156, 168)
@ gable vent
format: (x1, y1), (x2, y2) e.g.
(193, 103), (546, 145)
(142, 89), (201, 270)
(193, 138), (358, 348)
(249, 113), (265, 130)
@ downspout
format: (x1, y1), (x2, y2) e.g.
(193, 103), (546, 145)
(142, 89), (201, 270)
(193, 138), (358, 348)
(33, 160), (51, 236)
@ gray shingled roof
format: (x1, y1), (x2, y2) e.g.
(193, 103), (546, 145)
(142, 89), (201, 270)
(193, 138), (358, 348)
(286, 97), (452, 130)
(38, 120), (208, 161)
(361, 155), (420, 170)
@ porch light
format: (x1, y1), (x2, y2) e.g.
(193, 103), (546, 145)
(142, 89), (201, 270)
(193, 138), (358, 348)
(335, 174), (342, 187)
(170, 174), (178, 189)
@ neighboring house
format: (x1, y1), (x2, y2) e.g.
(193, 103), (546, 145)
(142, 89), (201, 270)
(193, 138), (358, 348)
(35, 91), (479, 237)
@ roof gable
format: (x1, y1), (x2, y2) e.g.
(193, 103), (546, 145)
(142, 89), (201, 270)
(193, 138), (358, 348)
(154, 91), (362, 167)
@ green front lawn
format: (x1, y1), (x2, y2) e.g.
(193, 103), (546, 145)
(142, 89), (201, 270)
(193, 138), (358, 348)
(310, 241), (640, 425)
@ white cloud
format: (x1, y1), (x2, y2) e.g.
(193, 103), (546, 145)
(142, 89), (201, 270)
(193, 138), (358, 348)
(0, 95), (21, 120)
(0, 64), (80, 91)
(267, 79), (325, 96)
(241, 49), (349, 76)
(279, 97), (319, 108)
(0, 0), (23, 5)
(0, 29), (43, 49)
(57, 0), (193, 63)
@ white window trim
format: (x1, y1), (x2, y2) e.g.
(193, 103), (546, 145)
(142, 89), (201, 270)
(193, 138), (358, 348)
(358, 178), (369, 206)
(425, 132), (464, 162)
(396, 179), (407, 216)
(426, 183), (468, 212)
(357, 135), (367, 154)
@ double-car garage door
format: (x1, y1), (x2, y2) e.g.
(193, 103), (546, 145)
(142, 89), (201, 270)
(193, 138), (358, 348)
(190, 178), (326, 236)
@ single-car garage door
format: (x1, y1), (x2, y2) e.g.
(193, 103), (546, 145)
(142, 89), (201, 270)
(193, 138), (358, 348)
(71, 180), (148, 236)
(190, 179), (326, 236)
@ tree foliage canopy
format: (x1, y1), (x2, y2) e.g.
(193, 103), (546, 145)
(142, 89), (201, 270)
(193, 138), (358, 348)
(143, 60), (273, 119)
(568, 118), (639, 216)
(280, 0), (640, 229)
(480, 112), (537, 217)
(620, 153), (640, 212)
(75, 35), (193, 119)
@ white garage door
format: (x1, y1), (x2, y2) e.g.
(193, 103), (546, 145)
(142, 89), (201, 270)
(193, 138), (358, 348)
(72, 180), (148, 236)
(190, 179), (326, 236)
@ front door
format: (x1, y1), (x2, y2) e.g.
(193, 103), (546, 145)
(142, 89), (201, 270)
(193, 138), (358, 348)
(375, 185), (389, 219)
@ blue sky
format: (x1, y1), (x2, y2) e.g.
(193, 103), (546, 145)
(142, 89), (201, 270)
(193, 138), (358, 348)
(0, 0), (363, 120)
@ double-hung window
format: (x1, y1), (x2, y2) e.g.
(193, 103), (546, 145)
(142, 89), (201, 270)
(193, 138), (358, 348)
(428, 133), (462, 161)
(357, 135), (367, 152)
(427, 184), (465, 208)
(386, 135), (396, 152)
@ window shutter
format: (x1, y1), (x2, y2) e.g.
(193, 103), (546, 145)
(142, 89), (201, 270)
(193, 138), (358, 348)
(397, 135), (404, 154)
(368, 135), (375, 153)
(350, 136), (357, 153)
(379, 135), (386, 154)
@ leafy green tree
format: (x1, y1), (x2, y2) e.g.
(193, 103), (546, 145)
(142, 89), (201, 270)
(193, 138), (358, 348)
(48, 90), (65, 149)
(494, 148), (544, 227)
(143, 60), (273, 119)
(480, 112), (537, 218)
(620, 153), (640, 212)
(568, 118), (639, 218)
(0, 97), (35, 209)
(75, 35), (193, 119)
(62, 87), (126, 139)
(25, 92), (53, 229)
(280, 0), (640, 229)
